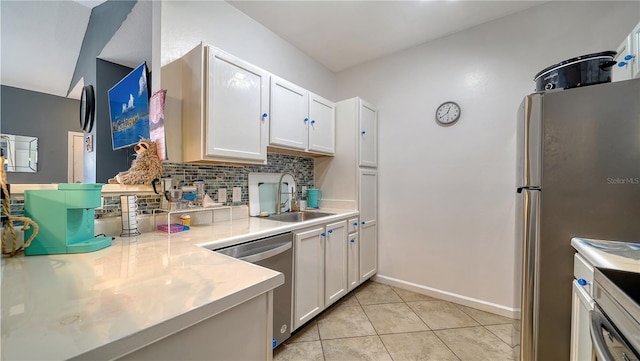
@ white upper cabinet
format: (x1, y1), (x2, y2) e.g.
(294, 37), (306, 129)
(293, 226), (325, 330)
(308, 94), (335, 154)
(613, 21), (640, 82)
(206, 47), (269, 162)
(269, 76), (309, 150)
(359, 100), (378, 167)
(181, 44), (334, 162)
(269, 76), (335, 155)
(181, 44), (269, 164)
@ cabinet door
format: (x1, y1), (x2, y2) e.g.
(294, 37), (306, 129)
(570, 280), (594, 361)
(293, 227), (324, 330)
(308, 93), (335, 154)
(359, 169), (378, 223)
(324, 220), (348, 307)
(207, 47), (268, 162)
(613, 35), (634, 82)
(632, 22), (640, 79)
(358, 99), (377, 168)
(269, 76), (309, 150)
(360, 221), (377, 281)
(359, 169), (378, 281)
(348, 232), (360, 292)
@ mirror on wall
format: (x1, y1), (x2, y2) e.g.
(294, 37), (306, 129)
(0, 134), (38, 173)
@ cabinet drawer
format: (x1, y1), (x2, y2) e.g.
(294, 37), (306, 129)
(573, 253), (594, 295)
(348, 218), (359, 233)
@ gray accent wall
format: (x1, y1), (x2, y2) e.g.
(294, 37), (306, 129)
(1, 85), (79, 183)
(94, 59), (135, 183)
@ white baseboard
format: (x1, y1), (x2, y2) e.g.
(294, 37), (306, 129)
(373, 274), (521, 319)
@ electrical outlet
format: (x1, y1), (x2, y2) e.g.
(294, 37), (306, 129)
(218, 188), (227, 203)
(232, 187), (241, 203)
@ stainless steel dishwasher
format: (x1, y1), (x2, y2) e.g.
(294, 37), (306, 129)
(214, 232), (293, 349)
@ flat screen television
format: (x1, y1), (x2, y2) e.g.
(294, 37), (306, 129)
(108, 62), (150, 150)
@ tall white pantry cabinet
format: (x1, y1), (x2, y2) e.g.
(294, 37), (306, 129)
(316, 97), (378, 286)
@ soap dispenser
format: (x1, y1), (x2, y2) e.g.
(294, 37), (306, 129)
(291, 191), (300, 212)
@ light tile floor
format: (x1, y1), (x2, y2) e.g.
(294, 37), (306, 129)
(274, 280), (520, 361)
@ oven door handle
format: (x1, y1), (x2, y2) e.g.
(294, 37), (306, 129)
(590, 310), (617, 361)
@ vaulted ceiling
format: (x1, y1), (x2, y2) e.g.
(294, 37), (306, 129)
(0, 1), (544, 100)
(228, 1), (545, 72)
(0, 0), (150, 100)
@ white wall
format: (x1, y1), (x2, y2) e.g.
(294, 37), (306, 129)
(335, 1), (640, 314)
(159, 1), (335, 98)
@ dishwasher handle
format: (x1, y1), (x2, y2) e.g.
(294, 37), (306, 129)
(590, 309), (617, 361)
(239, 242), (292, 263)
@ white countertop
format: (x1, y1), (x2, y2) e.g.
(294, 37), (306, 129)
(571, 237), (640, 273)
(1, 209), (358, 360)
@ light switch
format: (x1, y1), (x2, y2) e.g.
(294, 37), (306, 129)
(232, 187), (241, 203)
(218, 188), (227, 203)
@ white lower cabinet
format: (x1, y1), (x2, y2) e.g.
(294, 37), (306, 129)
(324, 220), (348, 307)
(348, 231), (360, 292)
(359, 221), (377, 281)
(293, 227), (325, 330)
(570, 280), (594, 361)
(570, 253), (595, 361)
(293, 219), (349, 331)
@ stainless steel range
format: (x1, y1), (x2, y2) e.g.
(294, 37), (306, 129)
(592, 268), (640, 361)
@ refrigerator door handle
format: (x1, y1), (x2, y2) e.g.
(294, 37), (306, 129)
(517, 94), (542, 188)
(517, 186), (542, 194)
(521, 187), (540, 361)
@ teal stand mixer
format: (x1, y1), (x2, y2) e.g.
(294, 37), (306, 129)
(24, 183), (111, 255)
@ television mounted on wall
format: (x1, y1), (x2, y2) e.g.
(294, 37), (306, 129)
(108, 62), (150, 150)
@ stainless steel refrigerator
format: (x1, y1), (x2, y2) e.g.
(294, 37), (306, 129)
(516, 78), (640, 361)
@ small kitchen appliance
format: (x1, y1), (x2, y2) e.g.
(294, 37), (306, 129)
(214, 232), (293, 348)
(533, 51), (617, 92)
(24, 183), (111, 255)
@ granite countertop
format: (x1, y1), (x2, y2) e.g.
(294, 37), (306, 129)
(1, 209), (358, 360)
(571, 237), (640, 273)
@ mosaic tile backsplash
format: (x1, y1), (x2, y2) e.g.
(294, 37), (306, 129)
(95, 153), (315, 218)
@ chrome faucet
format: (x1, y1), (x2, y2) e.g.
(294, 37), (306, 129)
(276, 172), (296, 215)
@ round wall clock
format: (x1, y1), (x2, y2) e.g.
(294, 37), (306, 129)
(80, 85), (95, 133)
(435, 101), (461, 126)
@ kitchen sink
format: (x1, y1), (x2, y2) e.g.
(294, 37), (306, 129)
(261, 211), (334, 223)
